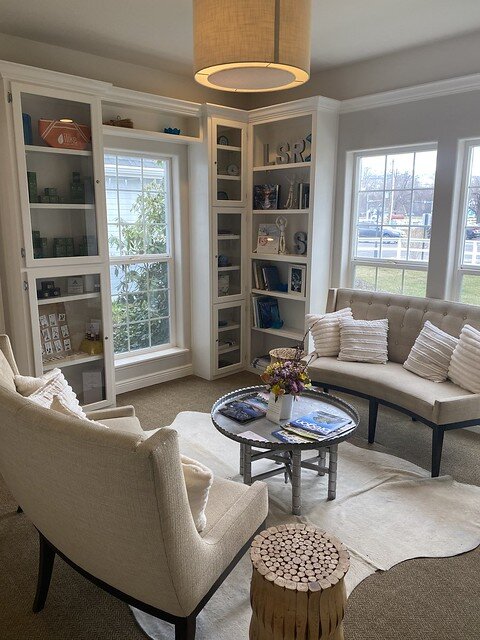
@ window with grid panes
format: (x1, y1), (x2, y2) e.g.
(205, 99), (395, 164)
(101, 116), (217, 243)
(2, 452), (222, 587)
(351, 146), (437, 297)
(105, 153), (174, 355)
(456, 143), (480, 305)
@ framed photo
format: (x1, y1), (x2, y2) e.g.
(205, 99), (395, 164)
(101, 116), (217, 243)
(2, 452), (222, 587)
(256, 224), (280, 255)
(67, 276), (84, 295)
(54, 339), (63, 353)
(44, 341), (53, 355)
(253, 184), (279, 210)
(61, 324), (69, 338)
(39, 314), (48, 328)
(48, 313), (57, 326)
(58, 313), (66, 322)
(63, 338), (72, 352)
(41, 327), (51, 341)
(51, 326), (60, 340)
(288, 265), (306, 296)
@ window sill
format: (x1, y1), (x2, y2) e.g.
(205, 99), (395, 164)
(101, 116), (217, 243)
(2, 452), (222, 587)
(115, 347), (189, 369)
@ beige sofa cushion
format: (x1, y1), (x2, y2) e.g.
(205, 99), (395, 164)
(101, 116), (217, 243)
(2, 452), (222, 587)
(102, 415), (145, 434)
(448, 324), (480, 394)
(403, 321), (458, 382)
(338, 317), (388, 364)
(0, 349), (16, 392)
(309, 356), (479, 425)
(306, 308), (352, 356)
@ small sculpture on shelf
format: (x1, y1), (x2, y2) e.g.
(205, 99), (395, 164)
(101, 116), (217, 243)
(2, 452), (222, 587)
(103, 116), (134, 128)
(284, 174), (298, 209)
(294, 231), (308, 255)
(275, 216), (288, 255)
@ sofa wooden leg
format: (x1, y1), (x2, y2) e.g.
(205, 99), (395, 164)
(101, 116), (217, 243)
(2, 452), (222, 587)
(33, 532), (56, 613)
(368, 398), (378, 444)
(431, 427), (445, 478)
(175, 615), (196, 640)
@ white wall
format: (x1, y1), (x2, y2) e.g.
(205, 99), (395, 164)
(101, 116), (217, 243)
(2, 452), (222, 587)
(249, 29), (480, 107)
(331, 88), (480, 300)
(0, 32), (250, 110)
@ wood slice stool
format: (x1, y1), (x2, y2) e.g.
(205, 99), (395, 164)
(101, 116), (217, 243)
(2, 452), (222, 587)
(249, 523), (350, 640)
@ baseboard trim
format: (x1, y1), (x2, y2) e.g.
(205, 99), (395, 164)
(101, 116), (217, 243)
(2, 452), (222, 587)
(116, 363), (193, 395)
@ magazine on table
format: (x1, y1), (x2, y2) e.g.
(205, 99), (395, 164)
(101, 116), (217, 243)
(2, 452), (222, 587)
(272, 429), (312, 444)
(219, 392), (269, 424)
(287, 409), (352, 436)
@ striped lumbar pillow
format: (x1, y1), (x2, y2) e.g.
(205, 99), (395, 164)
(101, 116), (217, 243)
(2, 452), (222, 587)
(338, 317), (389, 364)
(448, 324), (480, 393)
(403, 321), (458, 383)
(306, 308), (353, 357)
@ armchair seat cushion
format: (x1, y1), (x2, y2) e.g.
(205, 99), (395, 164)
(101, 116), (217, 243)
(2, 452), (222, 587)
(309, 357), (479, 425)
(201, 476), (252, 537)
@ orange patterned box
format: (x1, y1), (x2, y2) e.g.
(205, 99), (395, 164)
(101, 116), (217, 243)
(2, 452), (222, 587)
(38, 119), (91, 150)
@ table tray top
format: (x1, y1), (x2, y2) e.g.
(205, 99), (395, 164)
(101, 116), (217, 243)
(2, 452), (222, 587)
(211, 385), (359, 450)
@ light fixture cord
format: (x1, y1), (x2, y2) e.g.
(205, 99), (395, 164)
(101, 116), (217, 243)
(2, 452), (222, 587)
(274, 0), (281, 63)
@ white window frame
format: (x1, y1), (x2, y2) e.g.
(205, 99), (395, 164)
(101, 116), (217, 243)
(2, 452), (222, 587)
(105, 148), (177, 359)
(348, 143), (437, 293)
(453, 138), (480, 302)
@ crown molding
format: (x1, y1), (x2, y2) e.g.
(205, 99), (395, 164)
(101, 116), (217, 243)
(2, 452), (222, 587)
(0, 60), (110, 95)
(248, 95), (340, 123)
(104, 86), (202, 117)
(204, 103), (249, 121)
(340, 73), (480, 114)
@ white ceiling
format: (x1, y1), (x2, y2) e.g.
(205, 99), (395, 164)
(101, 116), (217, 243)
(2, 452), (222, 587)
(1, 0), (480, 76)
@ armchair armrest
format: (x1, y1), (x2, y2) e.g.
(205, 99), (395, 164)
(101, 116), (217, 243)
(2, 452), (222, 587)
(433, 394), (480, 425)
(85, 405), (136, 421)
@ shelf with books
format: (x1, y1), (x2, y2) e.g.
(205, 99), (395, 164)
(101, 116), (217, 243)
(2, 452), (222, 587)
(251, 253), (308, 264)
(251, 326), (304, 341)
(251, 288), (306, 301)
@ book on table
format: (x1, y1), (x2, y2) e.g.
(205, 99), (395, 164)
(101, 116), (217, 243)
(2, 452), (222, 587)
(287, 409), (352, 436)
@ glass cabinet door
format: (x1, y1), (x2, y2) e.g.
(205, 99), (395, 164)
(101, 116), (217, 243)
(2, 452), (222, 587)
(28, 268), (113, 409)
(12, 83), (105, 267)
(214, 302), (245, 375)
(213, 119), (246, 206)
(214, 208), (245, 302)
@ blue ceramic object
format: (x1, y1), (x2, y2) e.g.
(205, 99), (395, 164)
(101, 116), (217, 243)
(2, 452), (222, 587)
(22, 113), (32, 145)
(164, 127), (181, 135)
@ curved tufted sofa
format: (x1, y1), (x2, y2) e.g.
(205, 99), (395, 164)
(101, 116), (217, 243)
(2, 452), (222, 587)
(308, 288), (480, 477)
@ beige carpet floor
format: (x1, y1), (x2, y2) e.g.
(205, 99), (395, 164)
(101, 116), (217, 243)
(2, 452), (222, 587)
(1, 371), (479, 639)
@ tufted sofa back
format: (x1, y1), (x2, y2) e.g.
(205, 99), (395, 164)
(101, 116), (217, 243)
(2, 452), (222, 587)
(326, 288), (480, 364)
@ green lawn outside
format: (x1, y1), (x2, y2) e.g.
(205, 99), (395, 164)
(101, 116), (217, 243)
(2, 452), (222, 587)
(460, 275), (480, 305)
(354, 265), (427, 297)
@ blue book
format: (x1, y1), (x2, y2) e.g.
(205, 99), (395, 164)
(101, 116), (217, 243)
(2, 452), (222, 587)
(287, 410), (351, 436)
(272, 429), (311, 444)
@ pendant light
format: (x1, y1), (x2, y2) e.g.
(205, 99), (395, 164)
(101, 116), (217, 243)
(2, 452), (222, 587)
(193, 0), (311, 92)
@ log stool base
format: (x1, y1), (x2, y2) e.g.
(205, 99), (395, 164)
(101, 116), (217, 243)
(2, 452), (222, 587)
(249, 523), (350, 640)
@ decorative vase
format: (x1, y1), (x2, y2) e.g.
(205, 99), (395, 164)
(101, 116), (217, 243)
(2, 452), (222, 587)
(267, 392), (294, 423)
(280, 393), (294, 420)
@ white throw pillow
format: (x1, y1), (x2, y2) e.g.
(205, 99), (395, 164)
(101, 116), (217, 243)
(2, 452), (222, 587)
(448, 324), (480, 394)
(403, 321), (458, 382)
(50, 395), (108, 428)
(338, 317), (389, 364)
(180, 454), (213, 533)
(28, 371), (86, 417)
(15, 368), (61, 396)
(306, 308), (353, 357)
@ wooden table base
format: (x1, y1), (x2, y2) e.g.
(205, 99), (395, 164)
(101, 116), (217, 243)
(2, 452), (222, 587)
(249, 524), (350, 640)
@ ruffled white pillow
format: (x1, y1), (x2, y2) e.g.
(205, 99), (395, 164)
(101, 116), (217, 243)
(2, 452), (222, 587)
(50, 395), (107, 428)
(14, 368), (60, 396)
(28, 370), (85, 417)
(180, 454), (213, 532)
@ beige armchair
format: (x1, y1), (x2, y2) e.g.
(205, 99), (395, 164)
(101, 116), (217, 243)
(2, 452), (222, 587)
(0, 335), (268, 639)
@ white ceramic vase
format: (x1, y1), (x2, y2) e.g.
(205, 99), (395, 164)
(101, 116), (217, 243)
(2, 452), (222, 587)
(280, 393), (294, 420)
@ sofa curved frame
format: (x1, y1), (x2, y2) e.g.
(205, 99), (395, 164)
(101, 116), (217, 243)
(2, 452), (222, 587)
(311, 379), (477, 477)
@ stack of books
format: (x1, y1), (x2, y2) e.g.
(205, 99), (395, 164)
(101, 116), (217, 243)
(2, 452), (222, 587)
(253, 264), (285, 291)
(273, 409), (354, 444)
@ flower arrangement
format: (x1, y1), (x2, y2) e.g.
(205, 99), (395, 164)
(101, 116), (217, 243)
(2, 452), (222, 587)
(261, 359), (311, 400)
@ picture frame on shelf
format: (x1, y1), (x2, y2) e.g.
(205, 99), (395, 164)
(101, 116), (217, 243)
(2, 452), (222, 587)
(256, 224), (280, 255)
(299, 183), (310, 209)
(253, 184), (279, 210)
(288, 265), (306, 296)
